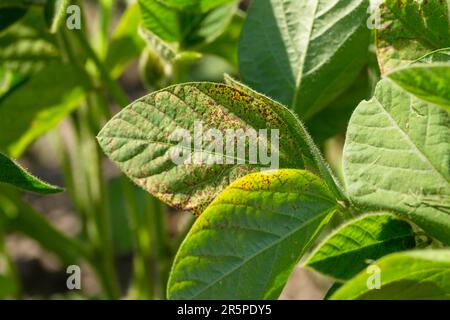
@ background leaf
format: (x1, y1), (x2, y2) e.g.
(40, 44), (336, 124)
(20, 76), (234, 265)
(98, 82), (316, 214)
(239, 0), (370, 118)
(0, 152), (63, 194)
(331, 249), (450, 300)
(0, 62), (89, 157)
(376, 0), (450, 74)
(168, 169), (338, 299)
(387, 64), (450, 111)
(306, 213), (415, 281)
(0, 187), (90, 265)
(105, 3), (145, 79)
(343, 79), (450, 245)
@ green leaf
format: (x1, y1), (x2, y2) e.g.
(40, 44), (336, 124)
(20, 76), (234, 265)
(139, 0), (236, 48)
(0, 62), (89, 157)
(376, 0), (450, 74)
(168, 169), (338, 299)
(343, 79), (450, 245)
(105, 3), (145, 79)
(139, 0), (181, 42)
(331, 249), (450, 300)
(239, 0), (370, 118)
(387, 64), (450, 111)
(0, 152), (63, 194)
(306, 213), (416, 281)
(44, 0), (69, 33)
(181, 2), (236, 48)
(201, 11), (244, 68)
(224, 74), (344, 200)
(98, 82), (318, 214)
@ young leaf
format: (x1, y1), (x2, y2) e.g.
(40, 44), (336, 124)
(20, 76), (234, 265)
(181, 2), (236, 47)
(97, 83), (317, 214)
(343, 79), (450, 245)
(306, 213), (415, 281)
(44, 0), (69, 33)
(0, 152), (62, 194)
(376, 0), (450, 74)
(139, 0), (181, 42)
(0, 62), (89, 157)
(331, 249), (450, 300)
(167, 169), (338, 299)
(239, 0), (370, 118)
(387, 64), (450, 111)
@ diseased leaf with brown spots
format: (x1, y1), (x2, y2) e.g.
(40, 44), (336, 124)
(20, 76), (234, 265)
(376, 0), (450, 74)
(97, 83), (317, 214)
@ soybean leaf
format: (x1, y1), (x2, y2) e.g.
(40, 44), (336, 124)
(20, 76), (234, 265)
(343, 79), (450, 245)
(387, 64), (450, 111)
(98, 83), (318, 214)
(239, 0), (370, 118)
(168, 169), (338, 299)
(306, 213), (416, 281)
(139, 0), (181, 42)
(0, 62), (90, 157)
(376, 0), (450, 74)
(0, 152), (63, 194)
(223, 74), (344, 199)
(331, 250), (450, 300)
(44, 0), (69, 33)
(181, 2), (236, 48)
(139, 0), (237, 48)
(105, 3), (145, 79)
